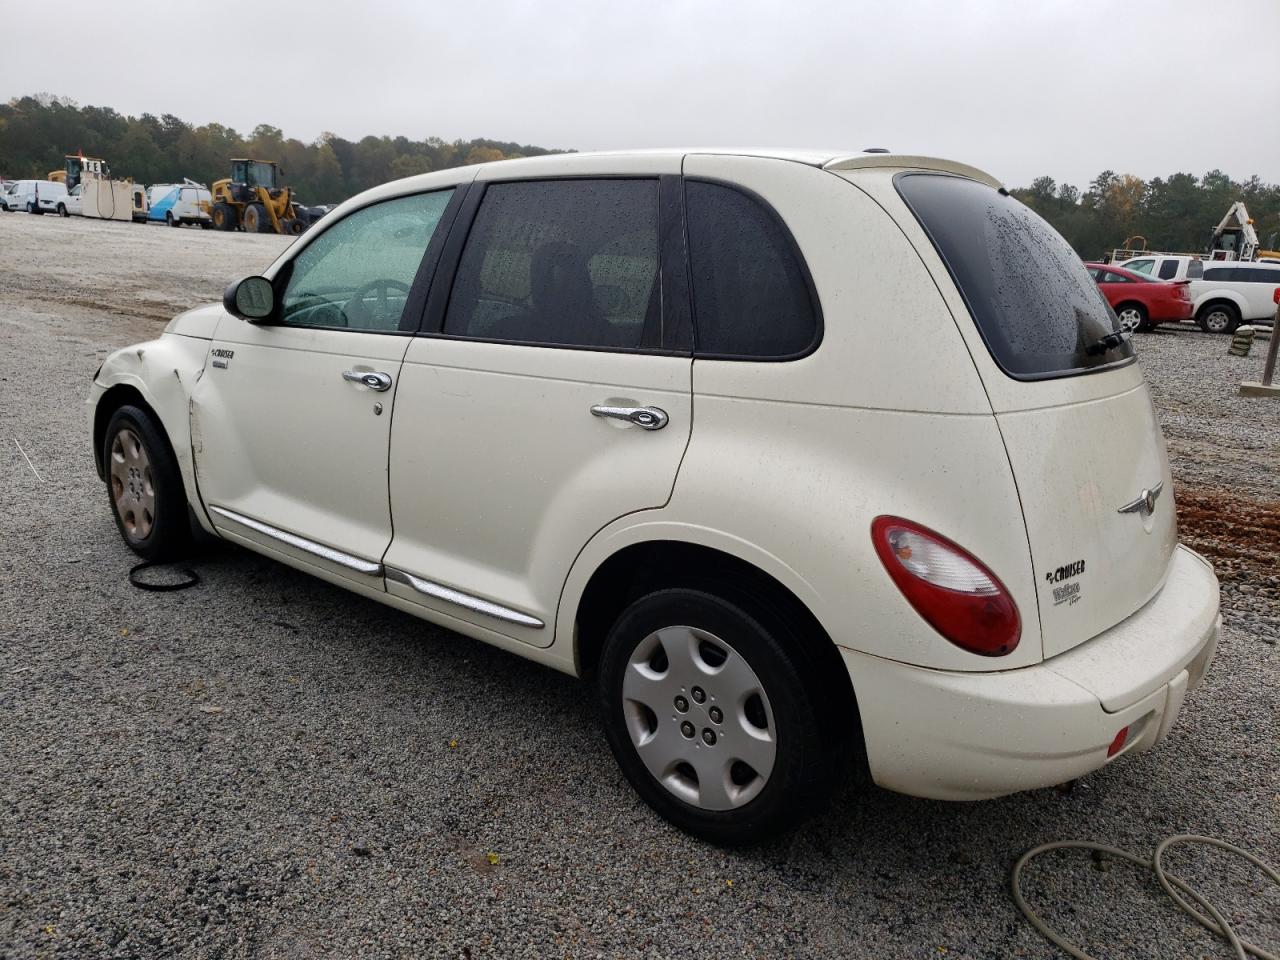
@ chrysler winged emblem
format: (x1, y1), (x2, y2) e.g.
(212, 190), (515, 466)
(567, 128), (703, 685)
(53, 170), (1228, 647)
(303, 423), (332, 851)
(1117, 481), (1163, 518)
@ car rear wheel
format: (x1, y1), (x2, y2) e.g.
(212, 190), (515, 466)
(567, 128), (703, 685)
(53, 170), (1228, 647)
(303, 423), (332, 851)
(102, 405), (191, 562)
(1197, 302), (1239, 334)
(166, 211), (179, 228)
(1115, 304), (1148, 333)
(598, 588), (836, 845)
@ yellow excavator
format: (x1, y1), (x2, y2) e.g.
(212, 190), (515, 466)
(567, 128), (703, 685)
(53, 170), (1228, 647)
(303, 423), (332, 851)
(211, 158), (305, 234)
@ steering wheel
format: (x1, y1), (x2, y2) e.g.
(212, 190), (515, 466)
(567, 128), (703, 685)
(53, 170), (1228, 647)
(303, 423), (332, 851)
(344, 279), (412, 328)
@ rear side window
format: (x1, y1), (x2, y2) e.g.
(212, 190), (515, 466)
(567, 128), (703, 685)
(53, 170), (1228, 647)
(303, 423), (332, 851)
(1242, 267), (1280, 283)
(1203, 267), (1233, 281)
(685, 181), (818, 358)
(444, 179), (659, 349)
(1157, 260), (1178, 279)
(1188, 260), (1204, 279)
(896, 173), (1132, 379)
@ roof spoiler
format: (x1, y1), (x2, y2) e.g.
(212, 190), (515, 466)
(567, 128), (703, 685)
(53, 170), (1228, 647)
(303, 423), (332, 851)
(823, 154), (1003, 191)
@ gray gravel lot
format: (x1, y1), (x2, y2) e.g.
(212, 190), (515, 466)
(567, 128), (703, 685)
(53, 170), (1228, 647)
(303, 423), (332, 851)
(1, 212), (1277, 959)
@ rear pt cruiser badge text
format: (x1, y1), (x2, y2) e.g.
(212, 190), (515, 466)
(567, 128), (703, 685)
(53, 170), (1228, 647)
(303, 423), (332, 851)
(210, 348), (234, 369)
(1045, 559), (1086, 607)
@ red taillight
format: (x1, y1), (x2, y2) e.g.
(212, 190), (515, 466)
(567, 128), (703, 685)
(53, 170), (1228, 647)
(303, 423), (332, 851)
(1174, 281), (1190, 300)
(871, 516), (1021, 656)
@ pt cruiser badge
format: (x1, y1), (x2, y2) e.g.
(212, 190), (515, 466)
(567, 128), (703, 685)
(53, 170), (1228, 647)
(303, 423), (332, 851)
(1117, 481), (1164, 518)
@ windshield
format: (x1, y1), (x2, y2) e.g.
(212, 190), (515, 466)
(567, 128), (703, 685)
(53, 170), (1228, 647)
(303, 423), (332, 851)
(896, 173), (1133, 380)
(233, 161), (277, 189)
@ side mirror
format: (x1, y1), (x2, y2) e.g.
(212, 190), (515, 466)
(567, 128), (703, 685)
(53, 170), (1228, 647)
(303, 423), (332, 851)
(223, 275), (275, 322)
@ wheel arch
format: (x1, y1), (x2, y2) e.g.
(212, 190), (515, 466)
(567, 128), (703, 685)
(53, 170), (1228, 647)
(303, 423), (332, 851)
(1194, 293), (1245, 318)
(91, 336), (214, 531)
(565, 532), (859, 740)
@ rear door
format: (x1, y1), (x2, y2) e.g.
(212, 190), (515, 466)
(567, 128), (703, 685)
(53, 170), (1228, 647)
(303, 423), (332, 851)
(891, 172), (1177, 659)
(384, 162), (692, 645)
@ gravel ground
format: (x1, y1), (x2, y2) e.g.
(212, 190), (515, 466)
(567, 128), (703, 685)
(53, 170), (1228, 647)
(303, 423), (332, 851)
(1, 212), (1277, 960)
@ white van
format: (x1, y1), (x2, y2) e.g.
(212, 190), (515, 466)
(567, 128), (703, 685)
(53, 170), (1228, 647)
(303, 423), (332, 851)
(2, 179), (66, 214)
(146, 181), (212, 227)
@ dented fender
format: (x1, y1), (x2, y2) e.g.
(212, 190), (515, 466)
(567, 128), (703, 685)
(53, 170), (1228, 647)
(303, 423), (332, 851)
(88, 333), (214, 533)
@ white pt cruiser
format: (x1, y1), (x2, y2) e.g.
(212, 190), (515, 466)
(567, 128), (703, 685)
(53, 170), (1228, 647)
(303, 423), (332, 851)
(89, 150), (1221, 844)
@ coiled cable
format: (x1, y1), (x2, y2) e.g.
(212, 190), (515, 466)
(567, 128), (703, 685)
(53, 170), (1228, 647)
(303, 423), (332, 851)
(1012, 835), (1278, 960)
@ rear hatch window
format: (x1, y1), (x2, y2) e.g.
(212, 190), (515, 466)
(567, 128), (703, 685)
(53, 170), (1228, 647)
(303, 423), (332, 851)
(896, 173), (1133, 380)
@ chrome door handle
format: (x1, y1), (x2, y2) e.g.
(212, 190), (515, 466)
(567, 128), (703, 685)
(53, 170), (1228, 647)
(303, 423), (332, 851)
(342, 370), (393, 392)
(590, 404), (669, 430)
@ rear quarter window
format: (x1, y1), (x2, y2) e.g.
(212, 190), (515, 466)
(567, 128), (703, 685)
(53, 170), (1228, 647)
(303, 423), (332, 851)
(895, 173), (1132, 380)
(685, 181), (819, 358)
(1157, 260), (1178, 279)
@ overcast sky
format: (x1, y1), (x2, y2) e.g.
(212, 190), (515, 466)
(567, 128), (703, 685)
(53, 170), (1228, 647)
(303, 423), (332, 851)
(3, 0), (1277, 188)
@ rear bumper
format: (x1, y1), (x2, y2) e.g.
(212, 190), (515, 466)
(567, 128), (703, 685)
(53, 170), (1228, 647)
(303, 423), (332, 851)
(1150, 299), (1194, 322)
(844, 544), (1219, 800)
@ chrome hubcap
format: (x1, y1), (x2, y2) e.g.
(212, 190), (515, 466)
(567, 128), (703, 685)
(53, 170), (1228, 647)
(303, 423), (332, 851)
(109, 428), (155, 540)
(1117, 308), (1142, 332)
(622, 626), (776, 811)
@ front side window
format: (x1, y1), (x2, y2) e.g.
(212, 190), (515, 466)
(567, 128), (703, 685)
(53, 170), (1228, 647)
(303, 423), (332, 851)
(279, 189), (454, 332)
(444, 179), (659, 349)
(897, 173), (1132, 379)
(1157, 260), (1178, 279)
(685, 181), (818, 358)
(1124, 259), (1155, 276)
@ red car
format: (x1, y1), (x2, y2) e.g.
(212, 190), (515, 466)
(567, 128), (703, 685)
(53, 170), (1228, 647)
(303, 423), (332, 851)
(1085, 262), (1193, 332)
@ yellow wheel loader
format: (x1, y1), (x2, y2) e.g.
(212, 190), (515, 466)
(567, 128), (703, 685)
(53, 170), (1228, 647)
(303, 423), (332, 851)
(210, 159), (305, 235)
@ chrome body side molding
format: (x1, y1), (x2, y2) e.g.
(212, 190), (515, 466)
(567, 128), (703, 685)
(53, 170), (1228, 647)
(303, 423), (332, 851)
(208, 505), (384, 576)
(384, 567), (545, 629)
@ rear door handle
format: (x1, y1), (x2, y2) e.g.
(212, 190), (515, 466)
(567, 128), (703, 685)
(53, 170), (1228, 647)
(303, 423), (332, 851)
(342, 370), (393, 392)
(590, 404), (669, 431)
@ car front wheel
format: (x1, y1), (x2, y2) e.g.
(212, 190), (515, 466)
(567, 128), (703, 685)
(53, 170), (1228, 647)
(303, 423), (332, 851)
(102, 405), (191, 561)
(598, 588), (837, 845)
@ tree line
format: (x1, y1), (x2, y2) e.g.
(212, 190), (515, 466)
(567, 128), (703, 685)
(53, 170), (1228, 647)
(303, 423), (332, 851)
(1011, 170), (1279, 260)
(0, 94), (566, 204)
(2, 94), (1277, 256)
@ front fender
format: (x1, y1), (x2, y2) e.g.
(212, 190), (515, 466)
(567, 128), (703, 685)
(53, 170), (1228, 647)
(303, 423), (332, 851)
(88, 334), (213, 531)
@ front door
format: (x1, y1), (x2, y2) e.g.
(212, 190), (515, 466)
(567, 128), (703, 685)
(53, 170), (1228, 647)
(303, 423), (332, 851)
(192, 187), (459, 584)
(384, 170), (693, 643)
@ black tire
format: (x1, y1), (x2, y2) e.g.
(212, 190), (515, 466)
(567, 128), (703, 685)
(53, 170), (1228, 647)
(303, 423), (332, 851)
(243, 203), (272, 234)
(1115, 302), (1148, 333)
(57, 203), (68, 217)
(102, 405), (192, 562)
(1197, 302), (1240, 334)
(598, 588), (840, 845)
(212, 202), (237, 231)
(199, 220), (212, 230)
(166, 211), (179, 228)
(282, 217), (305, 236)
(27, 201), (40, 215)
